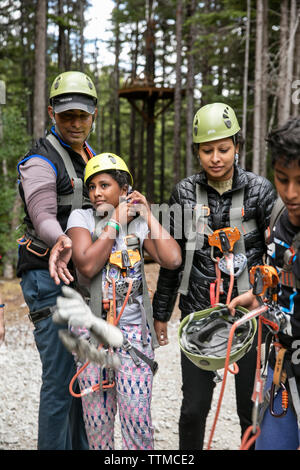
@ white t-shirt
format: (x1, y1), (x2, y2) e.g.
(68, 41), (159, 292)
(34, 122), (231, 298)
(66, 208), (149, 325)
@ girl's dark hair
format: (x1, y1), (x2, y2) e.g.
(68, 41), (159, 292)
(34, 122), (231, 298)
(267, 118), (300, 167)
(86, 169), (131, 189)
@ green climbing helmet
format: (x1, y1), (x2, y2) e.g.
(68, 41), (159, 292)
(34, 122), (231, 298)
(178, 305), (256, 371)
(193, 103), (241, 144)
(49, 71), (97, 114)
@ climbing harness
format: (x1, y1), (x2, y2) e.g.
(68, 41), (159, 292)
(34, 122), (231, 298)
(179, 195), (300, 450)
(265, 196), (300, 290)
(202, 264), (280, 449)
(68, 225), (158, 398)
(208, 226), (247, 305)
(178, 184), (257, 305)
(205, 263), (299, 450)
(17, 133), (92, 258)
(179, 190), (258, 376)
(180, 259), (297, 450)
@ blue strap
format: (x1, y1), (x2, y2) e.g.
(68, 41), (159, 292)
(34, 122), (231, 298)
(17, 154), (57, 176)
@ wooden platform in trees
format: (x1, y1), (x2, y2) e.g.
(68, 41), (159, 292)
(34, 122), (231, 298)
(118, 86), (176, 123)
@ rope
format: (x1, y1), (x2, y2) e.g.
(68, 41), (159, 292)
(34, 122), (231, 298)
(69, 278), (133, 398)
(206, 304), (269, 450)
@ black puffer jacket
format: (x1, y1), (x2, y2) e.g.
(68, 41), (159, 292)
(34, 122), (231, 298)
(152, 165), (276, 321)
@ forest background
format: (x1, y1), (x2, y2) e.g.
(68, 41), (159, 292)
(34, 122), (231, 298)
(0, 0), (299, 278)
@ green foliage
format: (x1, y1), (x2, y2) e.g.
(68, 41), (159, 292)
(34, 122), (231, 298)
(0, 0), (294, 273)
(0, 106), (30, 270)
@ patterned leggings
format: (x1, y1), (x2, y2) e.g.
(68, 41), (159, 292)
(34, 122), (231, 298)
(77, 324), (155, 450)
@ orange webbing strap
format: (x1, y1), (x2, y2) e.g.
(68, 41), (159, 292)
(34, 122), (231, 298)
(225, 253), (235, 305)
(273, 346), (287, 386)
(239, 316), (264, 450)
(206, 305), (269, 451)
(210, 257), (222, 306)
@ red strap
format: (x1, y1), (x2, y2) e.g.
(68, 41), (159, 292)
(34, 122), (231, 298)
(84, 143), (94, 160)
(210, 282), (216, 306)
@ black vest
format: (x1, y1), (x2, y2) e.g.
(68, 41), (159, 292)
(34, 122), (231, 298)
(17, 129), (94, 276)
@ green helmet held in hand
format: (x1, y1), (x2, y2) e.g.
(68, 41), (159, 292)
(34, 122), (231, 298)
(178, 305), (256, 371)
(49, 71), (97, 114)
(193, 103), (241, 144)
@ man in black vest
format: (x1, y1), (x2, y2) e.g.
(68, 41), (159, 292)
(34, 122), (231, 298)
(17, 71), (98, 450)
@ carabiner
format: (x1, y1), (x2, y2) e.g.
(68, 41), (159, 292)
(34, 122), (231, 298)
(269, 382), (288, 417)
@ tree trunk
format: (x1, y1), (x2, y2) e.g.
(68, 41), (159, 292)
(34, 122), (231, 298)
(241, 0), (251, 169)
(146, 96), (155, 201)
(78, 0), (85, 72)
(260, 0), (269, 177)
(114, 0), (121, 155)
(185, 0), (196, 177)
(145, 0), (156, 201)
(277, 0), (289, 125)
(137, 103), (145, 193)
(33, 0), (46, 139)
(283, 0), (298, 121)
(252, 0), (264, 174)
(129, 23), (139, 186)
(292, 16), (300, 117)
(160, 20), (167, 202)
(173, 0), (183, 185)
(57, 0), (67, 70)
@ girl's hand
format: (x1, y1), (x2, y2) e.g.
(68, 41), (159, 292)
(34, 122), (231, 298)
(112, 200), (134, 227)
(126, 190), (151, 220)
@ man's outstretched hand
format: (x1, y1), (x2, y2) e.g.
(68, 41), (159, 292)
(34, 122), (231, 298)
(49, 234), (74, 285)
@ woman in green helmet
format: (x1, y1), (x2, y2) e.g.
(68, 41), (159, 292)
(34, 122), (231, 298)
(152, 102), (276, 449)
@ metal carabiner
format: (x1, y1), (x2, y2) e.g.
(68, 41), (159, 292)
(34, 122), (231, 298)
(252, 398), (260, 434)
(269, 382), (288, 417)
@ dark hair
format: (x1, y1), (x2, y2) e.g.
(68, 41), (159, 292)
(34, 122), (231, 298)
(86, 169), (131, 189)
(193, 131), (244, 156)
(267, 118), (300, 167)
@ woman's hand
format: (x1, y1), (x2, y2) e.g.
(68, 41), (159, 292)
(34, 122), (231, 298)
(227, 290), (259, 316)
(154, 319), (169, 346)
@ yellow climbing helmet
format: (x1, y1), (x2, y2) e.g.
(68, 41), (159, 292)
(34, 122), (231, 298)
(84, 153), (133, 186)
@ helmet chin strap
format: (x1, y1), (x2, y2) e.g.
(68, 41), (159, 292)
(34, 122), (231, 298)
(86, 117), (95, 140)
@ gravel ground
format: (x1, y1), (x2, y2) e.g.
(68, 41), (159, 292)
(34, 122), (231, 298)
(0, 266), (242, 452)
(0, 317), (241, 451)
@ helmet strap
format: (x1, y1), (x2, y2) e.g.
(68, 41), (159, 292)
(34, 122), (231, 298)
(86, 117), (95, 140)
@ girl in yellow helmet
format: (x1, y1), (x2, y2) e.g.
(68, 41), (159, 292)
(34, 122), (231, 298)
(50, 152), (181, 450)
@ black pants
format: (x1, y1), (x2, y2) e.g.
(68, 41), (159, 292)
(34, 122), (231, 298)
(179, 339), (258, 450)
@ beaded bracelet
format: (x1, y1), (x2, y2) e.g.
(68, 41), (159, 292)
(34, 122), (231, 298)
(0, 304), (5, 308)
